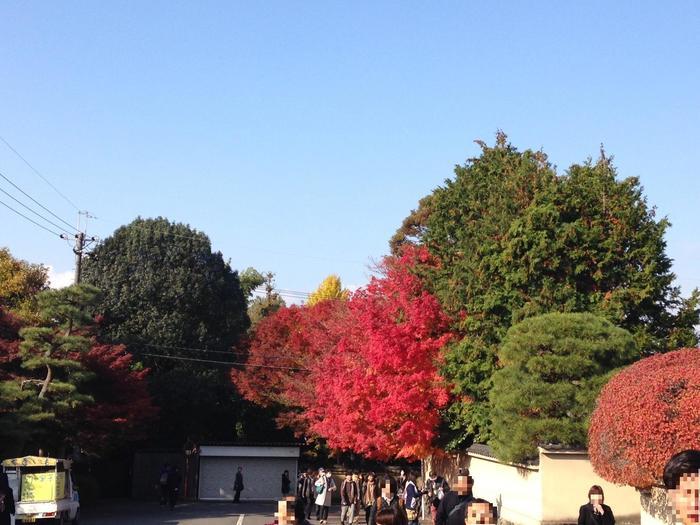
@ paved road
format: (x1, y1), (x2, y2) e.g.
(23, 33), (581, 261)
(81, 500), (433, 525)
(82, 500), (278, 525)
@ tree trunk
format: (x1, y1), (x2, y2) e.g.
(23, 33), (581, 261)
(38, 364), (52, 399)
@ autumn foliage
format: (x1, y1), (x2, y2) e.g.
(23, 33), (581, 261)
(588, 348), (700, 489)
(235, 247), (453, 460)
(310, 248), (452, 460)
(76, 343), (158, 450)
(233, 299), (347, 436)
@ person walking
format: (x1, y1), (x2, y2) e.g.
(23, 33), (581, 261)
(397, 470), (407, 500)
(159, 463), (171, 505)
(340, 473), (359, 525)
(283, 470), (292, 496)
(315, 468), (336, 524)
(0, 472), (16, 525)
(369, 478), (407, 525)
(352, 473), (363, 525)
(425, 471), (447, 525)
(435, 473), (473, 525)
(362, 473), (380, 525)
(403, 472), (422, 525)
(233, 466), (244, 503)
(167, 467), (182, 510)
(578, 486), (615, 525)
(301, 469), (316, 519)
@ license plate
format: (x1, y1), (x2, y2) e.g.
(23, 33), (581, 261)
(22, 518), (37, 523)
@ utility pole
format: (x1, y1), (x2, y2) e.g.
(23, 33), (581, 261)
(73, 231), (85, 284)
(60, 211), (97, 284)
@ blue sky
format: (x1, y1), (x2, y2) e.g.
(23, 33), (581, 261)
(1, 1), (698, 299)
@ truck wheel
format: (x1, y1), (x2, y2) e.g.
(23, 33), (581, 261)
(55, 513), (68, 524)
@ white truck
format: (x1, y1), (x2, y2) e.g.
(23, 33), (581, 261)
(1, 456), (80, 524)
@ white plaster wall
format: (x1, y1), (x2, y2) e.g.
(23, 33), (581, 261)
(539, 450), (640, 523)
(467, 454), (542, 525)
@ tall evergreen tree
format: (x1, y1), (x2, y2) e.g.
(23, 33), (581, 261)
(82, 217), (255, 444)
(394, 133), (699, 446)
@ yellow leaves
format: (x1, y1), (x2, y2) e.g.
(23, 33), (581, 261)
(307, 274), (349, 306)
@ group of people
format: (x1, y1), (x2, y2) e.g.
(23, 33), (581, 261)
(294, 468), (496, 525)
(285, 450), (700, 525)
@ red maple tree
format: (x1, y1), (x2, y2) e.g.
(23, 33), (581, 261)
(75, 343), (158, 450)
(233, 299), (347, 436)
(309, 247), (453, 460)
(588, 347), (700, 489)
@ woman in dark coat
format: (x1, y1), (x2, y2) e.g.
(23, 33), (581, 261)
(282, 470), (292, 495)
(0, 472), (16, 525)
(578, 485), (615, 525)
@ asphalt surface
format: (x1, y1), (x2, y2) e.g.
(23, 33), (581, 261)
(81, 500), (278, 525)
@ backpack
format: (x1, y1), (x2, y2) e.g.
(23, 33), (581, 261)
(376, 496), (405, 512)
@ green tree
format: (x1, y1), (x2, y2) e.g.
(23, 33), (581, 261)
(0, 247), (48, 322)
(1, 285), (100, 452)
(247, 271), (285, 326)
(82, 217), (252, 445)
(307, 274), (349, 306)
(395, 134), (699, 446)
(489, 313), (638, 463)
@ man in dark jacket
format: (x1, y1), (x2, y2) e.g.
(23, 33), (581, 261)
(233, 466), (244, 503)
(435, 473), (474, 525)
(368, 477), (407, 525)
(340, 473), (359, 525)
(300, 469), (316, 519)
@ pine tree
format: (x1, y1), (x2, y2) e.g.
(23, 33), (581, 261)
(6, 285), (100, 449)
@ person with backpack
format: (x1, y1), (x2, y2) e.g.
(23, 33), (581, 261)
(425, 471), (448, 524)
(0, 472), (16, 525)
(435, 473), (474, 525)
(315, 468), (336, 524)
(368, 477), (407, 525)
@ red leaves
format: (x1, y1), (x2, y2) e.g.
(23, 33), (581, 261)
(236, 246), (453, 460)
(75, 343), (157, 449)
(588, 348), (700, 489)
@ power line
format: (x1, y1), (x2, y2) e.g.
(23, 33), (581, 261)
(0, 170), (78, 232)
(0, 184), (76, 236)
(138, 342), (295, 361)
(0, 135), (80, 211)
(143, 353), (310, 371)
(0, 197), (61, 237)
